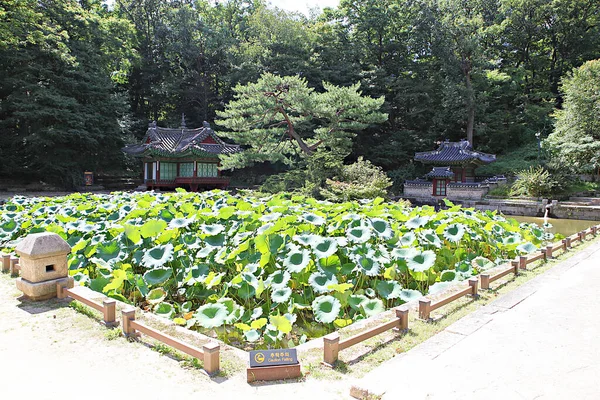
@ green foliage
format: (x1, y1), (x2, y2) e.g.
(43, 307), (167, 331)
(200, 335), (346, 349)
(477, 144), (542, 176)
(545, 59), (600, 173)
(321, 157), (392, 201)
(0, 191), (545, 347)
(509, 167), (561, 198)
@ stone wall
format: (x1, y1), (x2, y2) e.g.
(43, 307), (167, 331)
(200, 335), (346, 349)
(447, 184), (489, 200)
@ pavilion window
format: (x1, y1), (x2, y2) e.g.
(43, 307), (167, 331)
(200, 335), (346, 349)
(433, 179), (447, 196)
(161, 162), (177, 180)
(198, 163), (218, 177)
(145, 163), (153, 181)
(179, 162), (194, 177)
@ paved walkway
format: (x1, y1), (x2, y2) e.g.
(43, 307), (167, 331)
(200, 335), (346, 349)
(351, 241), (600, 399)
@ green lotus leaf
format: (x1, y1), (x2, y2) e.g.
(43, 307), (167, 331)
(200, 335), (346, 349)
(376, 280), (402, 299)
(155, 302), (174, 319)
(293, 234), (319, 247)
(361, 298), (385, 317)
(398, 289), (422, 302)
(405, 216), (428, 229)
(237, 281), (256, 299)
(95, 241), (123, 264)
(146, 288), (167, 305)
(419, 230), (442, 248)
(398, 231), (417, 247)
(365, 288), (377, 298)
(407, 250), (436, 272)
(201, 224), (225, 235)
(302, 212), (326, 226)
(141, 244), (174, 269)
(440, 270), (457, 282)
(140, 219), (167, 238)
(370, 218), (393, 239)
(195, 303), (229, 329)
(0, 220), (18, 233)
(311, 295), (341, 323)
(282, 249), (311, 273)
(270, 314), (292, 334)
(391, 247), (418, 261)
(308, 272), (338, 294)
(503, 233), (522, 245)
(271, 287), (292, 304)
(312, 237), (338, 259)
(348, 294), (368, 310)
(251, 307), (263, 320)
(257, 223), (274, 235)
(224, 304), (244, 324)
(443, 223), (466, 243)
(181, 301), (193, 313)
(346, 226), (372, 243)
(244, 329), (261, 342)
(143, 268), (172, 286)
(517, 242), (537, 254)
(204, 234), (225, 247)
(260, 213), (282, 222)
(268, 270), (290, 288)
(169, 217), (194, 229)
(181, 233), (202, 249)
(471, 256), (494, 270)
(356, 256), (380, 276)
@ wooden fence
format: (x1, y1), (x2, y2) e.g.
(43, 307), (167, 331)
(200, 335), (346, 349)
(57, 283), (117, 326)
(1, 254), (20, 276)
(322, 308), (408, 366)
(322, 225), (600, 365)
(121, 308), (220, 375)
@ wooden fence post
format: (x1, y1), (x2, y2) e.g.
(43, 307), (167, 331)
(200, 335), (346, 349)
(565, 237), (572, 249)
(9, 256), (18, 275)
(480, 274), (490, 290)
(418, 298), (432, 320)
(511, 260), (519, 275)
(468, 277), (479, 297)
(202, 342), (220, 375)
(579, 231), (585, 242)
(541, 248), (547, 261)
(10, 262), (20, 277)
(592, 226), (597, 236)
(56, 282), (67, 299)
(545, 245), (553, 259)
(395, 307), (409, 331)
(1, 254), (10, 272)
(121, 308), (136, 336)
(103, 299), (117, 326)
(519, 255), (527, 270)
(323, 332), (340, 367)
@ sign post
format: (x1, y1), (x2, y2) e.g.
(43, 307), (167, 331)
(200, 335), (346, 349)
(247, 348), (302, 383)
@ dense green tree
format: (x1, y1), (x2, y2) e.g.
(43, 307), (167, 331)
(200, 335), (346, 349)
(0, 0), (135, 186)
(544, 59), (600, 173)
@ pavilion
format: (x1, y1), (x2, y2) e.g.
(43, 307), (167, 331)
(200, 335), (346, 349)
(122, 119), (241, 191)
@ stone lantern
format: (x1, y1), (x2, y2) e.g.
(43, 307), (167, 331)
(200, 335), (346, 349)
(15, 232), (73, 300)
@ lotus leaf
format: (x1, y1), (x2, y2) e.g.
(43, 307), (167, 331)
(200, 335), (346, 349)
(141, 244), (174, 269)
(346, 226), (372, 243)
(282, 249), (311, 273)
(443, 223), (466, 242)
(195, 303), (229, 329)
(312, 237), (338, 259)
(376, 280), (402, 299)
(144, 268), (172, 286)
(361, 298), (385, 317)
(311, 295), (341, 323)
(308, 272), (338, 294)
(398, 289), (422, 302)
(407, 250), (436, 272)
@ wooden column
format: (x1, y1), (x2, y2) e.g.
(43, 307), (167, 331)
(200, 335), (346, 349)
(323, 332), (340, 366)
(103, 299), (117, 326)
(156, 161), (160, 181)
(419, 298), (432, 320)
(202, 342), (220, 375)
(519, 255), (527, 270)
(396, 308), (409, 331)
(121, 308), (136, 336)
(511, 260), (520, 275)
(546, 245), (553, 259)
(480, 274), (490, 290)
(468, 277), (479, 296)
(1, 253), (10, 272)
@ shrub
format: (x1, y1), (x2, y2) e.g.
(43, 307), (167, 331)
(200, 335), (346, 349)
(321, 157), (392, 201)
(509, 166), (561, 197)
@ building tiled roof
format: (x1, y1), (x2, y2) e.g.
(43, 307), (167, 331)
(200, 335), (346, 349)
(415, 140), (495, 165)
(122, 121), (241, 158)
(425, 166), (455, 178)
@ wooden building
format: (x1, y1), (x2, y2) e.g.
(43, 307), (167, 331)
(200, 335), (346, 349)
(122, 120), (240, 191)
(404, 140), (503, 201)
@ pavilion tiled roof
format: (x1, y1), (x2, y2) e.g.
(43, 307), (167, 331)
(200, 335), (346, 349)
(415, 140), (495, 166)
(122, 121), (241, 158)
(425, 166), (455, 178)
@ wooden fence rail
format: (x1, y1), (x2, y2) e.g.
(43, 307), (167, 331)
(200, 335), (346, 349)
(418, 277), (479, 320)
(121, 308), (220, 375)
(57, 283), (117, 326)
(480, 260), (519, 290)
(322, 308), (408, 366)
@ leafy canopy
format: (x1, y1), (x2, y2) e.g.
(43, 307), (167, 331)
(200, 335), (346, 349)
(215, 73), (387, 169)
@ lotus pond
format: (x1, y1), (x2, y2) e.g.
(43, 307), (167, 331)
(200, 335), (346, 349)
(0, 191), (552, 348)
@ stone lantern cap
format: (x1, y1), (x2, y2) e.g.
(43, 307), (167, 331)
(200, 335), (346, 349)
(15, 232), (71, 259)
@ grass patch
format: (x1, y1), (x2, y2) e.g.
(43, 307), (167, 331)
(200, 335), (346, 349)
(68, 301), (101, 321)
(104, 327), (122, 341)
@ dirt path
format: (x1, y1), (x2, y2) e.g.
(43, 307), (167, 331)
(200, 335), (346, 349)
(0, 274), (352, 400)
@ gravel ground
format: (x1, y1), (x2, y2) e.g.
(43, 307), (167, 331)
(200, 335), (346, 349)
(0, 274), (352, 400)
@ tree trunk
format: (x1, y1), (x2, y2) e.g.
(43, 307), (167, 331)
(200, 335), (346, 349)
(464, 66), (475, 146)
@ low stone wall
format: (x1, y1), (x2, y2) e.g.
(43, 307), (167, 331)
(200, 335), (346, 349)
(447, 184), (489, 200)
